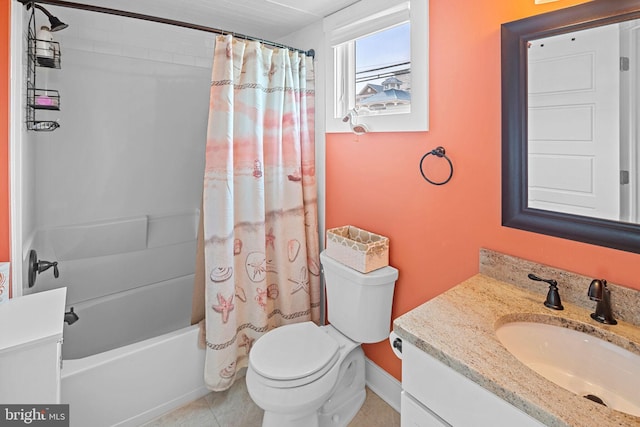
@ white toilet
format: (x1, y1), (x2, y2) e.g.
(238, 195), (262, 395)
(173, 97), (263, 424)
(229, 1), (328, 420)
(246, 251), (399, 427)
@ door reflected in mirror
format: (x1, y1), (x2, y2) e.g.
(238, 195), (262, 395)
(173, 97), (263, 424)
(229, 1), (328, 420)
(527, 19), (640, 224)
(502, 0), (640, 254)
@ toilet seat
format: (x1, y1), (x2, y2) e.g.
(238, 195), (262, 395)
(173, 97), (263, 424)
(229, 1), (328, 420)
(250, 322), (340, 388)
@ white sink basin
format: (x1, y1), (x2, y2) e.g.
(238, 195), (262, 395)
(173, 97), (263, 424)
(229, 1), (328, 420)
(495, 321), (640, 417)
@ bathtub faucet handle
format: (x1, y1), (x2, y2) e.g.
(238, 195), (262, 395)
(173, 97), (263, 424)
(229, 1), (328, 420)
(28, 249), (60, 288)
(37, 259), (59, 278)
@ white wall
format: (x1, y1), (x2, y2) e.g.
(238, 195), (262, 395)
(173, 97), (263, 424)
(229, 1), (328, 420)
(22, 6), (213, 303)
(33, 6), (212, 229)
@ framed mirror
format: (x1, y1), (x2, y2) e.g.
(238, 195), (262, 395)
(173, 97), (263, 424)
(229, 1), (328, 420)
(502, 0), (640, 254)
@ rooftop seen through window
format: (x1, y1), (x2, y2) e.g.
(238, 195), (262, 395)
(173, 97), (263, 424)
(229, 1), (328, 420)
(355, 22), (411, 115)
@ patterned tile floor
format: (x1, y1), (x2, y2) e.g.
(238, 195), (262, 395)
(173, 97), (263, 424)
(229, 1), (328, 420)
(143, 379), (400, 427)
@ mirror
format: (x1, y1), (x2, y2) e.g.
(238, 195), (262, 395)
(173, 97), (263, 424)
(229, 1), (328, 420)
(502, 0), (640, 254)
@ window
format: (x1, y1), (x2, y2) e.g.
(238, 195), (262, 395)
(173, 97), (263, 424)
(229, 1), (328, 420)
(356, 23), (411, 115)
(324, 0), (429, 133)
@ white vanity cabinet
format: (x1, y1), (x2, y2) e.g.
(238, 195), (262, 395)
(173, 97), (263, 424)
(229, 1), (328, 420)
(401, 340), (545, 427)
(0, 288), (67, 404)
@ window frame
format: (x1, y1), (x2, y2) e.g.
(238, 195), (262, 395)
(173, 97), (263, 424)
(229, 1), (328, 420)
(323, 0), (429, 133)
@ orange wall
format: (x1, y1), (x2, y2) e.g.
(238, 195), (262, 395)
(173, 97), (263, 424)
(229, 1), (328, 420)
(326, 0), (640, 382)
(1, 0), (10, 264)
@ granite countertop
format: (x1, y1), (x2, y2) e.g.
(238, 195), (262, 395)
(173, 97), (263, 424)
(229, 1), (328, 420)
(393, 273), (640, 427)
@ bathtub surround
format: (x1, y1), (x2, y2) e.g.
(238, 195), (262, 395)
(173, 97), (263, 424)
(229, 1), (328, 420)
(201, 35), (319, 391)
(13, 6), (212, 364)
(60, 270), (194, 359)
(19, 2), (211, 320)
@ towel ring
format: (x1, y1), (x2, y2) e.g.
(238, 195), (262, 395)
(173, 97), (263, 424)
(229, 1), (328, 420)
(419, 146), (453, 186)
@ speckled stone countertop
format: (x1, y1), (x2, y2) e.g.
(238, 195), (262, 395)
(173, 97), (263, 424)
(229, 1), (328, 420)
(393, 250), (640, 427)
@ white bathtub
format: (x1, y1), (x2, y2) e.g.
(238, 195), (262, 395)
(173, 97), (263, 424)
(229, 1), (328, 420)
(60, 275), (207, 427)
(62, 325), (207, 427)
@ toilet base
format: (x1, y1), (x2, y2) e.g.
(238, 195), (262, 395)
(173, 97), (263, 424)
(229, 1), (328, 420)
(318, 346), (366, 427)
(263, 410), (320, 427)
(318, 387), (366, 427)
(257, 344), (366, 427)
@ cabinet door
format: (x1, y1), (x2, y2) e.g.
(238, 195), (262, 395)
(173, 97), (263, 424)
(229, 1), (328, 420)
(402, 341), (545, 427)
(401, 391), (450, 427)
(0, 339), (62, 404)
(0, 288), (66, 404)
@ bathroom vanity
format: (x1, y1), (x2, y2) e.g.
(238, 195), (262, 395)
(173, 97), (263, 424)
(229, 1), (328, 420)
(0, 288), (66, 403)
(393, 249), (640, 427)
(400, 339), (545, 427)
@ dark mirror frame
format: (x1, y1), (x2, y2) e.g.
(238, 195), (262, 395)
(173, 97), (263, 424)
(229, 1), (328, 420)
(502, 0), (640, 254)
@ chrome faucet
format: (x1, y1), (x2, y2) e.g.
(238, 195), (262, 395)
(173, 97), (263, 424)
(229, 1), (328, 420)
(587, 279), (617, 325)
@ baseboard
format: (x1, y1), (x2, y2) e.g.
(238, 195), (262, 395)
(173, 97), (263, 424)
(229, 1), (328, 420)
(364, 357), (402, 413)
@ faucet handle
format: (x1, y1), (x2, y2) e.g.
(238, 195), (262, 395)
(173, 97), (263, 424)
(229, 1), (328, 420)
(587, 279), (606, 301)
(528, 273), (564, 310)
(37, 259), (59, 277)
(28, 250), (60, 288)
(528, 273), (556, 287)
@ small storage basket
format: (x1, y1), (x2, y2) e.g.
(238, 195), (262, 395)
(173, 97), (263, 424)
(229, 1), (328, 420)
(326, 225), (389, 273)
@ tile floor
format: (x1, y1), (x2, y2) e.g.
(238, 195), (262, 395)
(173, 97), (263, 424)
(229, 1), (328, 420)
(143, 379), (400, 427)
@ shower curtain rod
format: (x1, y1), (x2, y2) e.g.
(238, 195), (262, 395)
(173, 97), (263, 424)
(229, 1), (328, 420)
(18, 0), (315, 58)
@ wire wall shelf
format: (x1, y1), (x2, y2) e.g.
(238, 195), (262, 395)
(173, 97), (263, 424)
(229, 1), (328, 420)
(26, 8), (62, 131)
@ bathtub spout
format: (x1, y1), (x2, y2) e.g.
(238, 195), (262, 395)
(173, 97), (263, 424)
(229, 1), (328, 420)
(65, 307), (79, 325)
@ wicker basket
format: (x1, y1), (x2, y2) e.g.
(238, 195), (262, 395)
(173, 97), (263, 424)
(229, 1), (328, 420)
(326, 226), (389, 273)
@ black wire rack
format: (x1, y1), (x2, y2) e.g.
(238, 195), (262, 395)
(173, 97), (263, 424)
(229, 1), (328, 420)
(26, 6), (61, 131)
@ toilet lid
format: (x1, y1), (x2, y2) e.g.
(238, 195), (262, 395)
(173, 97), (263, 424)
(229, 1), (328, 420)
(250, 322), (340, 382)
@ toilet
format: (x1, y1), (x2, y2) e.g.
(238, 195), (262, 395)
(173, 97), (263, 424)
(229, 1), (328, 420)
(246, 251), (399, 427)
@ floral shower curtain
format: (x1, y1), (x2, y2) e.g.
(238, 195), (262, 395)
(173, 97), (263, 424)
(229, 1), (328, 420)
(202, 35), (320, 391)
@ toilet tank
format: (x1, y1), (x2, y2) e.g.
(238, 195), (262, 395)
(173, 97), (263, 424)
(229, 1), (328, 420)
(320, 251), (398, 343)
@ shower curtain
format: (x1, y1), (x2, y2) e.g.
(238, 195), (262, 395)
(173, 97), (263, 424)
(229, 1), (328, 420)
(202, 35), (320, 391)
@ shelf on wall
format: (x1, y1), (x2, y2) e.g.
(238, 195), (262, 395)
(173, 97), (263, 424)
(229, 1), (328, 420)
(29, 39), (62, 69)
(26, 9), (62, 132)
(27, 88), (60, 110)
(27, 121), (60, 132)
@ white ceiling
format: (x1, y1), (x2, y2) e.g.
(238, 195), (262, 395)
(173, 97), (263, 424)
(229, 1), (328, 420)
(59, 0), (359, 41)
